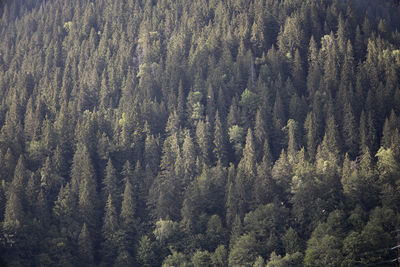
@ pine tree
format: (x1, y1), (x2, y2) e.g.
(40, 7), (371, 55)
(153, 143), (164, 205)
(304, 112), (318, 160)
(336, 15), (348, 56)
(206, 84), (216, 125)
(381, 117), (392, 149)
(239, 129), (256, 176)
(177, 80), (186, 125)
(272, 90), (285, 157)
(342, 102), (359, 158)
(79, 175), (99, 235)
(195, 119), (212, 166)
(254, 108), (267, 152)
(35, 189), (51, 228)
(359, 110), (369, 153)
(10, 156), (28, 201)
(102, 158), (120, 208)
(252, 140), (274, 207)
(272, 149), (292, 200)
(228, 233), (258, 267)
(144, 133), (160, 174)
(182, 130), (197, 185)
(285, 119), (299, 160)
(234, 129), (257, 217)
(101, 194), (119, 265)
(282, 227), (301, 254)
(225, 164), (237, 227)
(307, 36), (321, 99)
(137, 235), (160, 267)
(40, 156), (63, 200)
(214, 111), (228, 165)
(320, 115), (341, 159)
(3, 189), (24, 233)
(120, 173), (137, 255)
(2, 189), (27, 266)
(292, 49), (305, 94)
(53, 182), (80, 239)
(78, 223), (95, 267)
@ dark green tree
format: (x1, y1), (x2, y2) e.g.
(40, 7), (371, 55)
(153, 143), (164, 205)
(78, 223), (95, 267)
(101, 194), (119, 266)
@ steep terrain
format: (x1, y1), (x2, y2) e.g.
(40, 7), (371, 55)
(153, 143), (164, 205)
(0, 0), (400, 265)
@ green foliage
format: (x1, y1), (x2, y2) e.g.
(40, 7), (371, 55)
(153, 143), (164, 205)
(266, 251), (303, 267)
(229, 233), (259, 267)
(137, 235), (160, 267)
(0, 0), (399, 265)
(191, 250), (212, 267)
(229, 125), (245, 158)
(162, 250), (190, 267)
(78, 223), (95, 267)
(154, 219), (180, 245)
(211, 245), (228, 267)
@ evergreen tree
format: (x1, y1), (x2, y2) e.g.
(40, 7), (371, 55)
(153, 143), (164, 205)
(101, 194), (119, 266)
(78, 223), (95, 267)
(119, 174), (137, 257)
(137, 235), (160, 267)
(214, 111), (228, 165)
(342, 102), (359, 158)
(102, 158), (120, 208)
(144, 133), (160, 174)
(0, 0), (399, 264)
(196, 119), (212, 166)
(228, 234), (258, 267)
(252, 141), (274, 207)
(182, 130), (197, 185)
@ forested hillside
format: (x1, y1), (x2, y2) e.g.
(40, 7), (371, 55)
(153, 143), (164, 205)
(0, 0), (400, 266)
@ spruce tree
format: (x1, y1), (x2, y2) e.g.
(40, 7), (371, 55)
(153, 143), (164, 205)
(182, 130), (197, 185)
(78, 223), (95, 267)
(342, 102), (359, 158)
(213, 111), (228, 165)
(101, 194), (119, 266)
(196, 119), (213, 166)
(120, 174), (137, 256)
(102, 158), (120, 208)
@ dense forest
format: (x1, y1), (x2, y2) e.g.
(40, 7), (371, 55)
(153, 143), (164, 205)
(0, 0), (400, 266)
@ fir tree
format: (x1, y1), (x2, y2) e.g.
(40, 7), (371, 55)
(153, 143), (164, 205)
(101, 194), (119, 266)
(78, 223), (95, 267)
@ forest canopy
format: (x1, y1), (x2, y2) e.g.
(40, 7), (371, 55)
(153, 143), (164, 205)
(0, 0), (400, 266)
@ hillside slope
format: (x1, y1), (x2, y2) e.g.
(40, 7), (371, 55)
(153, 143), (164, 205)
(0, 0), (400, 266)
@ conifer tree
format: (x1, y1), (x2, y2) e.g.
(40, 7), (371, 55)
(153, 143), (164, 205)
(120, 173), (137, 255)
(1, 0), (400, 265)
(101, 194), (119, 266)
(292, 49), (305, 94)
(79, 175), (99, 236)
(3, 189), (24, 234)
(307, 36), (321, 99)
(272, 149), (292, 200)
(225, 164), (237, 227)
(254, 109), (267, 153)
(78, 223), (95, 267)
(102, 158), (120, 208)
(252, 141), (274, 207)
(182, 130), (197, 184)
(53, 182), (80, 239)
(144, 133), (160, 174)
(272, 90), (285, 157)
(285, 119), (299, 160)
(214, 111), (228, 165)
(342, 102), (359, 158)
(319, 115), (341, 159)
(304, 112), (318, 160)
(2, 188), (27, 266)
(196, 119), (212, 166)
